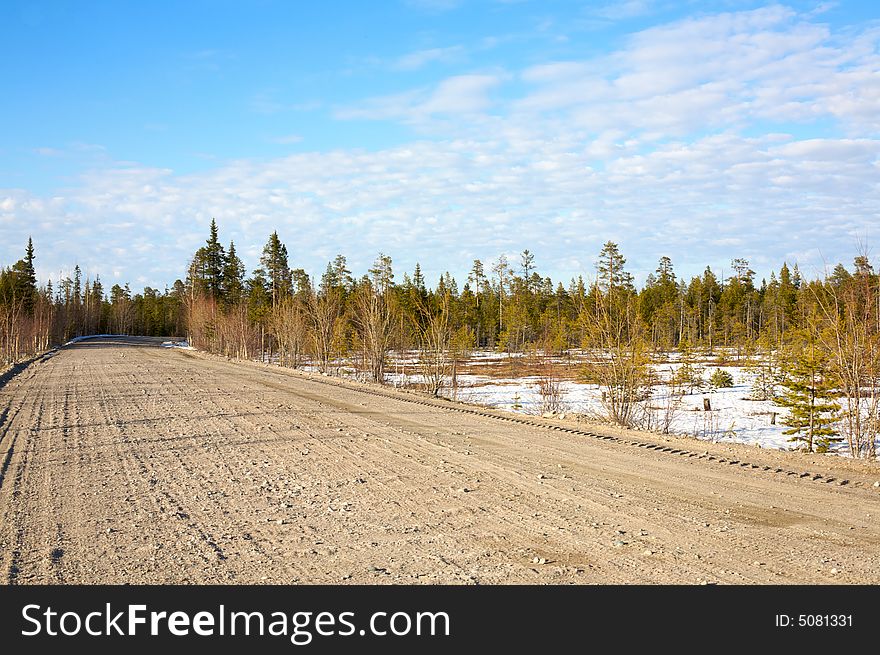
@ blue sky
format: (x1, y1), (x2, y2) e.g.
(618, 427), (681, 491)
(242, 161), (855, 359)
(1, 0), (879, 289)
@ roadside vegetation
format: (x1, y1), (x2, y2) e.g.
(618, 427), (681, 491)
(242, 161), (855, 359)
(2, 223), (877, 458)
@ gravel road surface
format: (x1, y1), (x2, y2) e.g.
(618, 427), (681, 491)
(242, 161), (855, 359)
(1, 337), (877, 584)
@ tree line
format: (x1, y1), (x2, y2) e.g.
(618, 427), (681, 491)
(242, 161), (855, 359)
(0, 238), (184, 363)
(1, 224), (877, 458)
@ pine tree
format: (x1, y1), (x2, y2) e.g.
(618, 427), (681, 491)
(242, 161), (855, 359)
(368, 253), (394, 294)
(468, 259), (485, 292)
(492, 255), (511, 332)
(596, 241), (634, 294)
(290, 268), (311, 298)
(331, 255), (352, 291)
(731, 258), (755, 285)
(853, 255), (874, 276)
(656, 256), (675, 285)
(673, 338), (703, 393)
(775, 340), (841, 453)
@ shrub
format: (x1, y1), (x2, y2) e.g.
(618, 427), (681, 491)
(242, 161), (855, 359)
(709, 369), (734, 388)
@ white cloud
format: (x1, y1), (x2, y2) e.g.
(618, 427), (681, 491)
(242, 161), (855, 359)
(393, 45), (465, 71)
(594, 0), (655, 21)
(335, 73), (502, 122)
(422, 74), (501, 113)
(513, 5), (879, 137)
(4, 124), (879, 290)
(33, 147), (63, 157)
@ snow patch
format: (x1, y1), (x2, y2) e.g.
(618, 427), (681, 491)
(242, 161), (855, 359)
(64, 334), (127, 346)
(162, 340), (194, 350)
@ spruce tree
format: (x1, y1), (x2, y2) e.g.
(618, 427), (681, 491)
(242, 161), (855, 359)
(778, 263), (797, 319)
(520, 249), (535, 284)
(222, 241), (246, 305)
(775, 340), (841, 453)
(319, 261), (337, 296)
(829, 263), (851, 288)
(412, 263), (426, 295)
(709, 368), (734, 388)
(492, 254), (511, 331)
(11, 237), (38, 315)
(318, 255), (352, 295)
(204, 219), (226, 301)
(247, 269), (271, 323)
(92, 275), (105, 333)
(259, 232), (292, 307)
(746, 333), (783, 400)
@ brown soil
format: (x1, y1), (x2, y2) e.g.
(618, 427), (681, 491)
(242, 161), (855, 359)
(0, 336), (877, 585)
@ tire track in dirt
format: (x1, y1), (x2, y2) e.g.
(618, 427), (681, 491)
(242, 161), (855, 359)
(147, 350), (472, 582)
(135, 349), (314, 582)
(0, 363), (44, 491)
(122, 351), (569, 582)
(170, 367), (581, 581)
(85, 348), (238, 582)
(175, 354), (880, 584)
(0, 361), (50, 583)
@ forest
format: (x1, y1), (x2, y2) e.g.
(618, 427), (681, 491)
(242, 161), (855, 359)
(2, 221), (878, 459)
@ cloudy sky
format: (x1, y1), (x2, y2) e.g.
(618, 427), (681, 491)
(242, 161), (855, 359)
(1, 0), (878, 290)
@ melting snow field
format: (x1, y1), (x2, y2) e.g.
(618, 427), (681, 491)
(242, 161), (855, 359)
(380, 351), (874, 459)
(268, 348), (877, 459)
(449, 370), (790, 450)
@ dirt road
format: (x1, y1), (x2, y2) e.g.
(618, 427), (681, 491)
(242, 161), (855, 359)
(0, 337), (878, 584)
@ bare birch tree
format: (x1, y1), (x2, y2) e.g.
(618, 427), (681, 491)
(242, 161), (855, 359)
(353, 281), (396, 384)
(581, 284), (651, 428)
(306, 286), (343, 373)
(412, 292), (453, 397)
